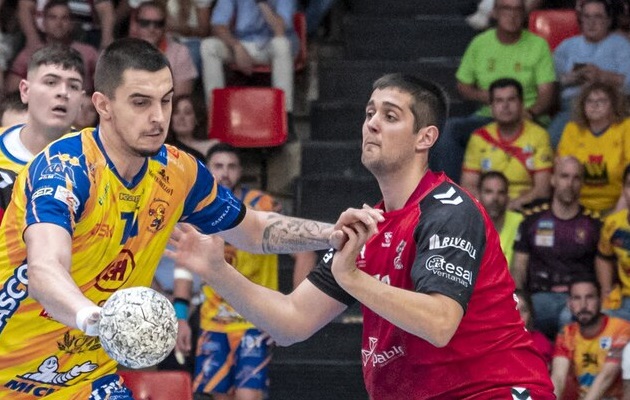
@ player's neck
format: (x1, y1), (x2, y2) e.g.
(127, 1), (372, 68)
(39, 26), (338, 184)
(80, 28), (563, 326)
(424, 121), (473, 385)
(98, 127), (147, 182)
(579, 313), (605, 338)
(495, 28), (522, 45)
(551, 198), (580, 220)
(491, 213), (505, 232)
(377, 162), (427, 212)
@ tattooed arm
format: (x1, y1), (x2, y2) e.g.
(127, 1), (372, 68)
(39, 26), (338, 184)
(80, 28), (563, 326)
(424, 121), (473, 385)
(217, 207), (384, 254)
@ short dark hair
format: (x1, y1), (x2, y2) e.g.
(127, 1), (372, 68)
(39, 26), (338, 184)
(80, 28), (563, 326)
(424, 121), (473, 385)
(372, 73), (449, 133)
(581, 0), (616, 30)
(0, 91), (27, 123)
(205, 143), (242, 164)
(43, 0), (70, 16)
(568, 276), (601, 298)
(94, 38), (172, 98)
(478, 170), (509, 191)
(27, 44), (85, 81)
(489, 78), (523, 102)
(136, 0), (166, 19)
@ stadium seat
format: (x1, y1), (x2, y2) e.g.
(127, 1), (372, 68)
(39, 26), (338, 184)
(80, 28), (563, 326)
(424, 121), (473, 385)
(528, 9), (580, 50)
(230, 12), (308, 74)
(118, 370), (193, 400)
(209, 87), (288, 189)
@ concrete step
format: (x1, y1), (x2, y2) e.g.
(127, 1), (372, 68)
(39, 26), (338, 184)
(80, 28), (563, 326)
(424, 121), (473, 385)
(347, 0), (476, 16)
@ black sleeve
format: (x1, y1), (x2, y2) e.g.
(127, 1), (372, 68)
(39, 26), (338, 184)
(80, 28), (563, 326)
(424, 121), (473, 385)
(411, 183), (487, 312)
(306, 248), (357, 306)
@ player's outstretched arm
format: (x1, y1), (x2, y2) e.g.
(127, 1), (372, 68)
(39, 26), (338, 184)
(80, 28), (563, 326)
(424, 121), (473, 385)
(331, 223), (464, 347)
(219, 205), (384, 254)
(25, 223), (101, 334)
(166, 224), (347, 345)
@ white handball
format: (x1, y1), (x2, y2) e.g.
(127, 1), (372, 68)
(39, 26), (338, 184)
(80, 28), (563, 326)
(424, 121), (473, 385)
(99, 287), (177, 369)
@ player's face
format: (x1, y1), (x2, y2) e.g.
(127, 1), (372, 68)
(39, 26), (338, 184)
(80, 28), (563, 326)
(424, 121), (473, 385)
(361, 88), (419, 175)
(21, 63), (84, 134)
(490, 86), (523, 126)
(171, 98), (196, 138)
(104, 67), (173, 157)
(207, 152), (242, 191)
(478, 177), (508, 220)
(494, 0), (525, 35)
(551, 159), (583, 205)
(43, 5), (73, 41)
(580, 2), (611, 42)
(569, 282), (601, 327)
(584, 89), (613, 126)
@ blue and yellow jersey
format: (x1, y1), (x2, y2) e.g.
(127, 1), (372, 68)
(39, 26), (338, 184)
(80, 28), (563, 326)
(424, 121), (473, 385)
(0, 125), (29, 174)
(200, 188), (279, 333)
(0, 127), (244, 399)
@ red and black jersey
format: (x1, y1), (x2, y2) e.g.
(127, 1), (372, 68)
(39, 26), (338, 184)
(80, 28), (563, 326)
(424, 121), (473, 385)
(308, 171), (554, 400)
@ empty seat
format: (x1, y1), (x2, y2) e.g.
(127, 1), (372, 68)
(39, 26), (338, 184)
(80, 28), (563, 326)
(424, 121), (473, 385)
(528, 9), (580, 50)
(118, 370), (193, 400)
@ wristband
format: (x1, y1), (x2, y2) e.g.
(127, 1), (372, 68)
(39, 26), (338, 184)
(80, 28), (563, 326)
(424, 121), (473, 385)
(173, 298), (190, 320)
(174, 267), (193, 281)
(76, 306), (102, 336)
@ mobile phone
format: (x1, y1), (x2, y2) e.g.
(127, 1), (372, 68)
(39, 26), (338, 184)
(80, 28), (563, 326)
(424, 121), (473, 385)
(573, 63), (587, 70)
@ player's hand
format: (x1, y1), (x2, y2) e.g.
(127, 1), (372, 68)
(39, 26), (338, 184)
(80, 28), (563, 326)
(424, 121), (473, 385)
(165, 224), (227, 279)
(330, 204), (383, 250)
(175, 319), (192, 356)
(75, 305), (102, 336)
(331, 222), (369, 283)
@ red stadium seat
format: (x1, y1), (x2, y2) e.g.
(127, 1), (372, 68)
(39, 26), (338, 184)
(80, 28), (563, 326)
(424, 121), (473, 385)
(528, 9), (580, 50)
(118, 370), (193, 400)
(209, 87), (288, 188)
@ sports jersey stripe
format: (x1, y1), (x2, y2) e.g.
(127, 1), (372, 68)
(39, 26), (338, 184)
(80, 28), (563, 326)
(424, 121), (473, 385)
(0, 125), (28, 171)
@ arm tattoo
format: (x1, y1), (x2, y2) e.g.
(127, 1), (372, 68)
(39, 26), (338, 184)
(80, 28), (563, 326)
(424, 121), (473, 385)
(261, 215), (333, 253)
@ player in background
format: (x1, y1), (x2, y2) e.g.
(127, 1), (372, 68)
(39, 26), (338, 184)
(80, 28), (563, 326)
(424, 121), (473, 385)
(0, 38), (380, 400)
(167, 73), (555, 399)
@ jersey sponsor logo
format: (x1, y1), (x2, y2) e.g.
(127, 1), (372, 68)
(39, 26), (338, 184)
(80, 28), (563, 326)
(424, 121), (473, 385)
(599, 336), (612, 350)
(393, 240), (406, 270)
(39, 162), (76, 185)
(90, 223), (114, 238)
(119, 193), (141, 203)
(372, 274), (390, 285)
(148, 199), (169, 233)
(53, 186), (80, 212)
(18, 356), (96, 385)
(167, 146), (180, 158)
(57, 331), (101, 354)
(511, 387), (532, 400)
(428, 234), (477, 259)
(381, 232), (393, 247)
(148, 168), (174, 195)
(425, 255), (473, 287)
(361, 337), (404, 367)
(0, 263), (28, 333)
(31, 186), (54, 200)
(210, 206), (232, 227)
(357, 245), (367, 268)
(432, 187), (463, 205)
(95, 249), (136, 292)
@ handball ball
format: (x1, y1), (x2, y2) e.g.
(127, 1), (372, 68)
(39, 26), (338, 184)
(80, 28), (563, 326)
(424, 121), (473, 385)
(99, 287), (177, 369)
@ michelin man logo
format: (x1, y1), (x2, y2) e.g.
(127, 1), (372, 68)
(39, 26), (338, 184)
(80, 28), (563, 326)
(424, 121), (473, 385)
(21, 356), (97, 385)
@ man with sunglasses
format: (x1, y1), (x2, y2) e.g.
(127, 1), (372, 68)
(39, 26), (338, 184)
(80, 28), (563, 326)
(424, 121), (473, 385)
(130, 0), (198, 96)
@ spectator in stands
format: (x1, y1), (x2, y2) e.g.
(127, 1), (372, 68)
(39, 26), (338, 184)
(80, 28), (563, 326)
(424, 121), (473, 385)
(0, 91), (28, 127)
(6, 0), (98, 93)
(477, 171), (523, 268)
(166, 94), (217, 161)
(461, 78), (553, 210)
(430, 0), (556, 183)
(557, 82), (630, 214)
(551, 277), (630, 399)
(596, 165), (630, 321)
(515, 289), (553, 366)
(548, 0), (630, 148)
(512, 156), (602, 340)
(174, 143), (317, 400)
(466, 0), (544, 31)
(0, 0), (24, 97)
(17, 0), (114, 51)
(129, 1), (198, 96)
(72, 92), (98, 130)
(200, 0), (298, 114)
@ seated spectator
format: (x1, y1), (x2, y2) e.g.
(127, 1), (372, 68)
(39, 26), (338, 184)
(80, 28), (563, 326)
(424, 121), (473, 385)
(596, 164), (630, 321)
(557, 82), (630, 214)
(129, 1), (198, 96)
(200, 0), (298, 113)
(477, 171), (523, 268)
(72, 92), (98, 130)
(166, 94), (217, 161)
(551, 277), (630, 399)
(17, 0), (114, 51)
(515, 289), (553, 366)
(548, 0), (630, 148)
(461, 78), (554, 210)
(6, 0), (98, 93)
(0, 0), (24, 97)
(430, 0), (556, 183)
(513, 156), (602, 340)
(0, 91), (28, 127)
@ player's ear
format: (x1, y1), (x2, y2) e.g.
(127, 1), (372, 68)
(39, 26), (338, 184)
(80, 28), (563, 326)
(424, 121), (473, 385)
(18, 79), (29, 105)
(92, 92), (111, 120)
(416, 125), (439, 151)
